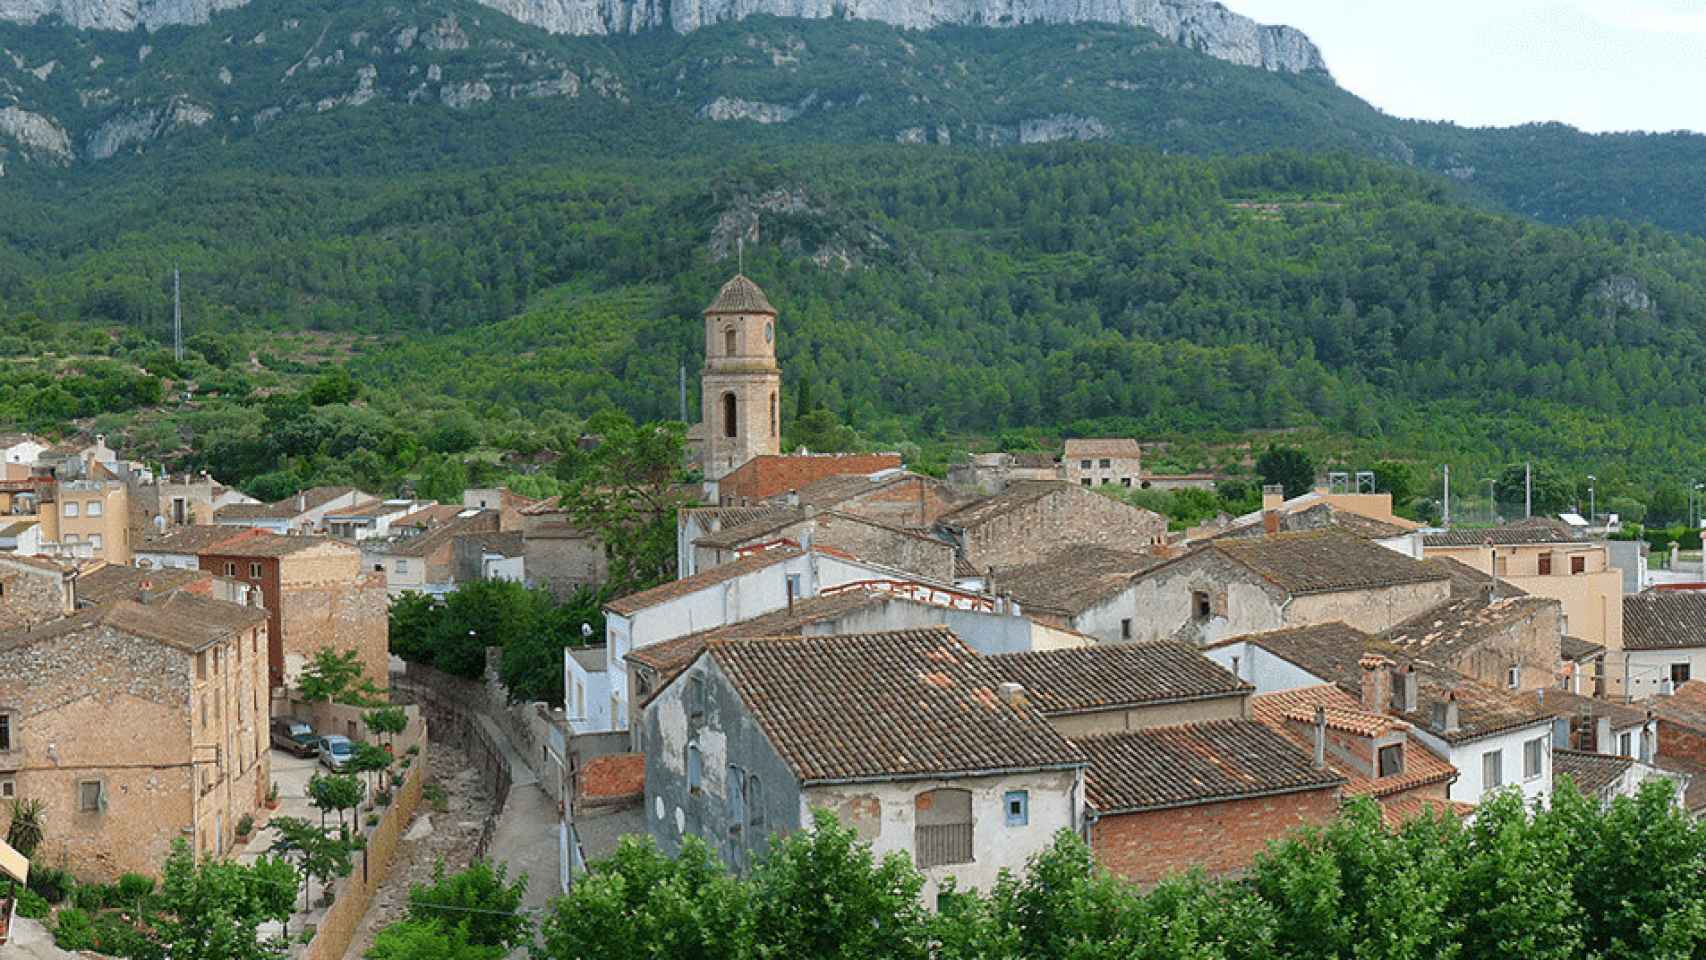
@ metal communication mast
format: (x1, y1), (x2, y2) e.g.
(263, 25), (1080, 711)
(173, 266), (183, 362)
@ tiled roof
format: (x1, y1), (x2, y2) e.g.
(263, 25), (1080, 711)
(377, 511), (500, 559)
(1624, 592), (1706, 651)
(1424, 518), (1583, 547)
(937, 481), (1070, 529)
(989, 546), (1167, 616)
(1380, 594), (1558, 662)
(987, 642), (1250, 716)
(783, 471), (917, 510)
(1063, 439), (1141, 460)
(0, 432), (41, 447)
(1208, 528), (1450, 595)
(134, 525), (247, 555)
(606, 547), (803, 616)
(1560, 635), (1605, 661)
(1250, 685), (1458, 800)
(1425, 555), (1528, 598)
(1075, 720), (1344, 814)
(0, 553), (69, 573)
(625, 589), (893, 677)
(1554, 749), (1635, 798)
(202, 529), (349, 558)
(709, 628), (1085, 784)
(719, 454), (904, 501)
(75, 565), (211, 606)
(214, 485), (367, 521)
(392, 504), (464, 529)
(1227, 623), (1554, 744)
(458, 530), (525, 557)
(1379, 796), (1476, 828)
(1213, 503), (1415, 543)
(704, 274), (777, 315)
(682, 504), (794, 532)
(694, 507), (807, 550)
(0, 592), (265, 654)
(1514, 687), (1648, 732)
(1647, 680), (1706, 733)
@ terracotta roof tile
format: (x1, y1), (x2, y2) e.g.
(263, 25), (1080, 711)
(989, 546), (1168, 616)
(704, 274), (777, 315)
(1063, 439), (1142, 460)
(1379, 796), (1476, 828)
(1560, 635), (1605, 661)
(1513, 687), (1647, 731)
(1646, 680), (1706, 733)
(719, 455), (905, 502)
(1208, 528), (1450, 595)
(1250, 685), (1458, 800)
(1424, 518), (1583, 547)
(202, 529), (350, 559)
(1075, 719), (1344, 814)
(0, 592), (265, 654)
(578, 754), (645, 803)
(1624, 592), (1706, 651)
(134, 525), (247, 554)
(625, 589), (893, 676)
(1553, 749), (1635, 798)
(988, 642), (1250, 716)
(1380, 594), (1557, 661)
(75, 565), (211, 606)
(709, 628), (1085, 784)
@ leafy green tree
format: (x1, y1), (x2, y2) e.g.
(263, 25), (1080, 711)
(559, 417), (695, 593)
(536, 835), (748, 960)
(404, 860), (530, 951)
(151, 839), (296, 960)
(306, 367), (360, 406)
(388, 592), (440, 665)
(364, 706), (410, 753)
(1370, 459), (1418, 506)
(416, 454), (470, 505)
(1495, 462), (1574, 517)
(366, 920), (505, 960)
(1257, 445), (1316, 500)
(427, 411), (483, 454)
(499, 586), (607, 706)
(351, 741), (393, 797)
(296, 647), (383, 706)
(308, 773), (365, 833)
(786, 407), (860, 454)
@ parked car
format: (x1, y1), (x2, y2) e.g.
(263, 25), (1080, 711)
(270, 718), (320, 757)
(317, 734), (355, 772)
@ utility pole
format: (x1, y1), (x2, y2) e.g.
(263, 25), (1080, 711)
(1587, 474), (1596, 523)
(1442, 464), (1451, 527)
(1525, 462), (1532, 519)
(173, 265), (183, 363)
(1485, 478), (1496, 523)
(679, 365), (688, 423)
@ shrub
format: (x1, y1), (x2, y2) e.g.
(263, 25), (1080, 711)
(15, 888), (50, 919)
(27, 865), (72, 903)
(72, 882), (113, 911)
(90, 911), (153, 958)
(267, 782), (280, 804)
(53, 907), (94, 950)
(236, 813), (255, 837)
(115, 872), (156, 904)
(298, 924), (318, 945)
(351, 835), (368, 851)
(366, 813), (380, 827)
(375, 790), (393, 807)
(406, 745), (420, 756)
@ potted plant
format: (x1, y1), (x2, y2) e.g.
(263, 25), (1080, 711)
(265, 782), (280, 810)
(235, 813), (255, 844)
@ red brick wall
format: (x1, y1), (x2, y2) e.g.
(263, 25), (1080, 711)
(719, 454), (902, 504)
(1092, 788), (1340, 886)
(1658, 723), (1706, 770)
(199, 553), (282, 685)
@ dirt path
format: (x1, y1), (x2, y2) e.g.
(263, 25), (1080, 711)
(339, 743), (495, 960)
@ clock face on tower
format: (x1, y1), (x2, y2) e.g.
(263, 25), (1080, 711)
(764, 322), (774, 344)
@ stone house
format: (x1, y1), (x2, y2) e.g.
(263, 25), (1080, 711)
(689, 507), (956, 583)
(1644, 680), (1706, 814)
(127, 470), (255, 534)
(1379, 588), (1564, 693)
(714, 453), (902, 506)
(935, 481), (1167, 571)
(132, 524), (245, 570)
(677, 504), (798, 578)
(198, 529), (388, 691)
(1620, 592), (1706, 700)
(639, 628), (1086, 900)
(770, 470), (963, 528)
(988, 545), (1168, 643)
(1423, 520), (1624, 683)
(74, 565), (221, 607)
(0, 553), (76, 631)
(1201, 502), (1424, 558)
(1062, 439), (1143, 489)
(947, 452), (1060, 495)
(0, 592), (270, 879)
(1205, 624), (1557, 806)
(362, 509), (502, 597)
(1125, 528), (1452, 646)
(213, 486), (379, 535)
(322, 499), (434, 542)
(517, 500), (608, 602)
(451, 531), (526, 585)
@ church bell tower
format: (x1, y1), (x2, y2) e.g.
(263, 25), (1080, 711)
(700, 274), (782, 481)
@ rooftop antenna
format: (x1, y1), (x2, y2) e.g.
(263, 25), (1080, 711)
(172, 265), (183, 363)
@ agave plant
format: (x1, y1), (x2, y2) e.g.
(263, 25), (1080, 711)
(5, 798), (44, 859)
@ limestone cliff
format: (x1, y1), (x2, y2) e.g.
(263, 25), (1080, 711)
(0, 0), (1326, 73)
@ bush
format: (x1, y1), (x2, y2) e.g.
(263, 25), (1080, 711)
(15, 888), (50, 919)
(90, 911), (154, 958)
(27, 865), (72, 903)
(298, 924), (317, 945)
(375, 790), (393, 807)
(366, 813), (380, 827)
(115, 872), (156, 904)
(236, 813), (255, 837)
(72, 882), (113, 911)
(53, 907), (94, 950)
(406, 745), (420, 756)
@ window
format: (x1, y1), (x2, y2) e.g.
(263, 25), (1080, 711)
(395, 560), (409, 574)
(1571, 555), (1586, 575)
(725, 328), (737, 355)
(727, 765), (747, 832)
(78, 779), (104, 813)
(89, 534), (102, 551)
(0, 713), (10, 751)
(688, 676), (705, 721)
(687, 742), (702, 795)
(1121, 477), (1132, 487)
(1080, 460), (1092, 469)
(1099, 458), (1111, 469)
(1524, 736), (1545, 780)
(1538, 554), (1552, 575)
(786, 573), (802, 598)
(1121, 618), (1132, 640)
(224, 562), (236, 576)
(916, 788), (973, 868)
(63, 502), (78, 518)
(249, 562), (262, 578)
(770, 393), (778, 438)
(0, 779), (13, 800)
(1080, 479), (1091, 487)
(1378, 744), (1404, 777)
(1482, 749), (1503, 792)
(63, 534), (78, 545)
(1619, 731), (1634, 757)
(1004, 790), (1029, 827)
(1193, 591), (1212, 621)
(85, 500), (102, 517)
(1672, 662), (1692, 686)
(196, 653), (207, 680)
(1506, 665), (1521, 689)
(722, 393), (738, 439)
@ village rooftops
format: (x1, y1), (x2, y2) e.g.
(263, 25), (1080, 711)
(605, 547), (805, 617)
(1623, 592), (1706, 651)
(988, 642), (1251, 716)
(1379, 593), (1558, 662)
(1250, 685), (1458, 799)
(200, 528), (346, 558)
(1218, 623), (1554, 745)
(1062, 439), (1142, 460)
(1553, 749), (1636, 797)
(1209, 503), (1414, 543)
(74, 565), (211, 606)
(1646, 680), (1706, 732)
(704, 274), (777, 315)
(1192, 528), (1450, 596)
(1513, 687), (1648, 732)
(694, 506), (942, 552)
(1423, 517), (1586, 548)
(1560, 636), (1606, 662)
(1424, 555), (1528, 598)
(681, 504), (794, 531)
(1074, 720), (1345, 815)
(214, 485), (368, 521)
(134, 524), (247, 555)
(989, 546), (1167, 617)
(391, 504), (465, 530)
(370, 510), (499, 559)
(0, 591), (266, 655)
(702, 627), (1084, 785)
(936, 481), (1085, 530)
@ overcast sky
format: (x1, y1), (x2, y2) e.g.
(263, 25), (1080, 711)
(1218, 0), (1705, 133)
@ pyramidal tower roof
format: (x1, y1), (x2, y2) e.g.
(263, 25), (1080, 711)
(704, 274), (777, 316)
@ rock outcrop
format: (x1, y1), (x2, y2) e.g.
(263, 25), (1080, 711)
(0, 0), (1327, 74)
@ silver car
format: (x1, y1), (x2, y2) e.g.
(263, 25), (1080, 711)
(317, 734), (355, 772)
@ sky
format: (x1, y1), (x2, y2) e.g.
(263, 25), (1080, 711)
(1217, 0), (1706, 133)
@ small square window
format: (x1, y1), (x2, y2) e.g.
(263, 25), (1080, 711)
(1099, 459), (1111, 469)
(1672, 662), (1692, 686)
(1080, 479), (1091, 487)
(1080, 460), (1092, 469)
(86, 500), (102, 517)
(1193, 591), (1212, 621)
(1378, 744), (1404, 777)
(63, 534), (78, 545)
(1121, 618), (1133, 640)
(1004, 790), (1029, 827)
(0, 778), (13, 800)
(78, 779), (104, 813)
(89, 534), (103, 551)
(1571, 555), (1586, 575)
(249, 562), (262, 578)
(63, 502), (78, 518)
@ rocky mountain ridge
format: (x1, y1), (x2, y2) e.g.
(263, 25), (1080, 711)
(0, 0), (1325, 73)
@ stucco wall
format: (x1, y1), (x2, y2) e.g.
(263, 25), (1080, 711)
(1125, 553), (1287, 645)
(1623, 647), (1706, 701)
(805, 767), (1080, 901)
(1286, 580), (1451, 635)
(1203, 641), (1331, 694)
(1043, 696), (1248, 738)
(1409, 722), (1554, 805)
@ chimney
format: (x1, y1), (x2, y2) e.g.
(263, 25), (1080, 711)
(1597, 715), (1614, 755)
(1443, 691), (1461, 733)
(1312, 706), (1327, 770)
(1263, 509), (1281, 536)
(1359, 654), (1392, 712)
(1392, 664), (1418, 713)
(1262, 484), (1285, 511)
(997, 682), (1028, 709)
